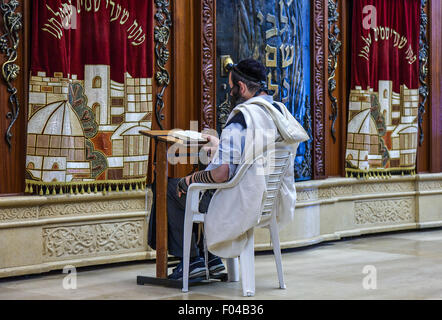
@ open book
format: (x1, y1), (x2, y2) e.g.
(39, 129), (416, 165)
(170, 130), (207, 143)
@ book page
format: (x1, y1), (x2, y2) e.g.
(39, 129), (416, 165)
(171, 130), (207, 142)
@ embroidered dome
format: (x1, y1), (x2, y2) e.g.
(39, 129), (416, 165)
(28, 101), (85, 137)
(348, 109), (378, 135)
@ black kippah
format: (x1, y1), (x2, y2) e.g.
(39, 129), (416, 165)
(233, 59), (267, 84)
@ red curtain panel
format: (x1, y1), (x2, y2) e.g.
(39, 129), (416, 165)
(345, 0), (420, 178)
(31, 0), (153, 81)
(25, 0), (154, 195)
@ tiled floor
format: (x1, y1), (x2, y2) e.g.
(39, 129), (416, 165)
(1, 228), (442, 300)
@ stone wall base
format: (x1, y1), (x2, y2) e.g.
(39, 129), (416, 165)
(255, 173), (442, 251)
(1, 174), (441, 278)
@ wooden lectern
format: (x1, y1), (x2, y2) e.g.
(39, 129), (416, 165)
(137, 130), (213, 287)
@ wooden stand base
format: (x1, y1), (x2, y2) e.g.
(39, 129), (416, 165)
(136, 273), (228, 289)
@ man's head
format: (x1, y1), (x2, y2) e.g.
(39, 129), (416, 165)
(228, 59), (267, 107)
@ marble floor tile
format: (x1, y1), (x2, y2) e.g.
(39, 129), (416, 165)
(1, 229), (442, 300)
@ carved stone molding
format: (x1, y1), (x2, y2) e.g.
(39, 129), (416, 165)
(200, 0), (216, 130)
(0, 206), (38, 222)
(418, 180), (442, 192)
(297, 188), (319, 202)
(352, 182), (415, 195)
(355, 198), (415, 225)
(40, 199), (146, 218)
(297, 181), (417, 203)
(42, 220), (144, 259)
(0, 199), (147, 222)
(319, 185), (351, 199)
(312, 0), (327, 179)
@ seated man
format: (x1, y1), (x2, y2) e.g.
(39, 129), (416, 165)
(148, 58), (307, 280)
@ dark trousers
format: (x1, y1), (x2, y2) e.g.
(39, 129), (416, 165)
(148, 177), (213, 258)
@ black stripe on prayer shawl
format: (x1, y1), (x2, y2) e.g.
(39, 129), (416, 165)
(225, 103), (283, 129)
(225, 111), (247, 129)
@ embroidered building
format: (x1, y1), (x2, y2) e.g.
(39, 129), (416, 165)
(345, 81), (419, 171)
(346, 108), (380, 170)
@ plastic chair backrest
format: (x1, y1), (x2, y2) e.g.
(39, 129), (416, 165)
(258, 148), (292, 226)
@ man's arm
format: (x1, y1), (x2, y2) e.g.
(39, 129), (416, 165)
(177, 112), (246, 197)
(210, 164), (230, 183)
(177, 164), (230, 197)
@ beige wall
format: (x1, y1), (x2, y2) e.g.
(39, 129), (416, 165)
(0, 191), (153, 278)
(255, 174), (442, 250)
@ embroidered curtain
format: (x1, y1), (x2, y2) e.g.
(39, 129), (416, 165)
(26, 0), (154, 195)
(345, 0), (420, 178)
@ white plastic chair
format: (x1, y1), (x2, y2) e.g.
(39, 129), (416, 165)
(182, 147), (292, 296)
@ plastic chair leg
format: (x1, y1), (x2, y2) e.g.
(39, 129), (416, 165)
(182, 212), (195, 292)
(203, 230), (210, 280)
(226, 258), (239, 282)
(269, 216), (286, 289)
(240, 230), (255, 297)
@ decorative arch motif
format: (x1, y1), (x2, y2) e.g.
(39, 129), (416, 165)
(92, 103), (100, 123)
(92, 76), (102, 88)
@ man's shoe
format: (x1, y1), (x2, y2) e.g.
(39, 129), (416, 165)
(208, 256), (225, 275)
(168, 257), (207, 281)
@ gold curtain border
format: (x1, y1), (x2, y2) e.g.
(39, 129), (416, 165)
(345, 167), (416, 179)
(25, 178), (147, 196)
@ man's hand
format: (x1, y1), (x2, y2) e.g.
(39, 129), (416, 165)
(201, 134), (220, 161)
(177, 175), (192, 198)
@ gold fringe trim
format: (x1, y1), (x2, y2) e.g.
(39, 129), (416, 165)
(25, 178), (147, 196)
(345, 167), (416, 179)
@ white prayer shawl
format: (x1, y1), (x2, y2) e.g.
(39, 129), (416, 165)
(205, 96), (309, 258)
